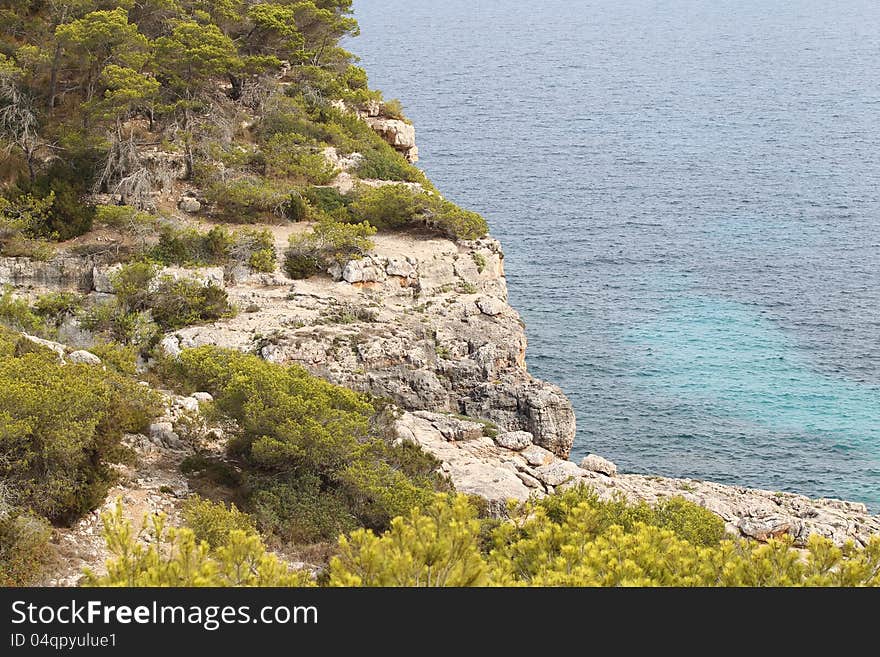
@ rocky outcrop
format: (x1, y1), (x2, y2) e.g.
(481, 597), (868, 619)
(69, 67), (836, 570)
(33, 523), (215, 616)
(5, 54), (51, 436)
(396, 411), (880, 547)
(365, 116), (419, 163)
(170, 231), (577, 458)
(0, 255), (95, 291)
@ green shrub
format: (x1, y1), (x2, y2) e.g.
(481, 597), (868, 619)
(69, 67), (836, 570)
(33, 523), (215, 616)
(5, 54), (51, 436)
(347, 184), (429, 230)
(346, 185), (488, 241)
(86, 342), (139, 375)
(0, 287), (45, 334)
(329, 491), (880, 587)
(264, 133), (338, 184)
(182, 496), (256, 549)
(0, 193), (56, 259)
(232, 227), (276, 272)
(248, 472), (357, 544)
(85, 504), (312, 586)
(284, 219), (376, 279)
(78, 300), (160, 347)
(429, 199), (488, 241)
(166, 347), (444, 542)
(205, 177), (290, 222)
(151, 224), (233, 266)
(304, 186), (351, 215)
(0, 325), (162, 522)
(149, 277), (233, 330)
(248, 248), (276, 272)
(0, 508), (52, 586)
(33, 291), (83, 327)
(355, 145), (424, 183)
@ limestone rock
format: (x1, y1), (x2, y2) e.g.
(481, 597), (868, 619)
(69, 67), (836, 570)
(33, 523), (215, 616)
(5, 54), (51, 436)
(0, 256), (95, 291)
(149, 422), (182, 449)
(68, 350), (102, 366)
(21, 333), (66, 360)
(534, 460), (583, 487)
(178, 197), (201, 213)
(160, 335), (182, 358)
(496, 430), (533, 451)
(366, 117), (416, 149)
(342, 257), (387, 284)
(580, 454), (618, 477)
(476, 297), (506, 316)
(192, 392), (214, 404)
(92, 263), (121, 293)
(520, 444), (556, 467)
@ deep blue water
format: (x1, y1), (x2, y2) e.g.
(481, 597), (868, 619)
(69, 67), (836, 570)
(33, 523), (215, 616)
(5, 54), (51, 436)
(351, 0), (880, 510)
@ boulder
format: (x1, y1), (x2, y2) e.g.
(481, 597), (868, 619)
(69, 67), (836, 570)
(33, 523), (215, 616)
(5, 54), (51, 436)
(520, 444), (556, 467)
(68, 350), (102, 366)
(342, 258), (387, 284)
(580, 454), (618, 477)
(534, 460), (584, 487)
(476, 297), (505, 316)
(21, 334), (66, 360)
(178, 197), (201, 213)
(160, 335), (182, 358)
(496, 430), (533, 451)
(192, 392), (214, 404)
(149, 421), (182, 449)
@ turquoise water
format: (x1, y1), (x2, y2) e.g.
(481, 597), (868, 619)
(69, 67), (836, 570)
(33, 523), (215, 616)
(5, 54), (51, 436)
(352, 0), (880, 509)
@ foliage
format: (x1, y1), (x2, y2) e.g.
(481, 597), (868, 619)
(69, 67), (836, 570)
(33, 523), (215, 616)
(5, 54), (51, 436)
(264, 133), (338, 183)
(284, 218), (375, 279)
(84, 504), (313, 587)
(166, 347), (440, 543)
(330, 494), (488, 587)
(33, 291), (83, 326)
(0, 325), (161, 523)
(148, 277), (233, 331)
(347, 185), (488, 240)
(355, 145), (424, 183)
(204, 176), (290, 222)
(330, 488), (880, 587)
(80, 262), (232, 344)
(182, 497), (256, 550)
(152, 224), (234, 266)
(0, 286), (44, 334)
(0, 506), (52, 586)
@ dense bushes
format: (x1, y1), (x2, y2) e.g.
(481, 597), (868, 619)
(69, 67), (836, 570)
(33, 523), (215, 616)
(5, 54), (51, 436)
(0, 325), (161, 524)
(284, 219), (375, 279)
(0, 506), (52, 586)
(85, 505), (312, 587)
(329, 488), (880, 587)
(80, 262), (233, 344)
(347, 185), (488, 241)
(166, 347), (440, 543)
(182, 497), (256, 550)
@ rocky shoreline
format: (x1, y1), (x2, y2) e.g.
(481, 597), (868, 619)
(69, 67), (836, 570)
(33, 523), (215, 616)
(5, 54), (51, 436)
(2, 108), (878, 556)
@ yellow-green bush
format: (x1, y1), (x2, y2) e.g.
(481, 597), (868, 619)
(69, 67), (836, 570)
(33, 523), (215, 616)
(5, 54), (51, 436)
(330, 489), (880, 587)
(0, 507), (52, 586)
(85, 505), (312, 587)
(284, 219), (376, 279)
(0, 325), (161, 522)
(182, 497), (256, 550)
(347, 185), (488, 241)
(166, 347), (439, 543)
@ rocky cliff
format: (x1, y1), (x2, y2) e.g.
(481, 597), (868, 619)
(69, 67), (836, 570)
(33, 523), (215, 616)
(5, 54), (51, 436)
(2, 109), (878, 562)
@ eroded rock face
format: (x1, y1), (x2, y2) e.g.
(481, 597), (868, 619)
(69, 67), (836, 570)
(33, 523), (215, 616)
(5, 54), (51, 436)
(395, 411), (880, 547)
(171, 232), (577, 457)
(365, 116), (419, 163)
(0, 256), (95, 291)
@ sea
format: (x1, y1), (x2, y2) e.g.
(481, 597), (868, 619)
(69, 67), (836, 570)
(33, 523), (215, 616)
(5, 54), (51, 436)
(351, 0), (880, 510)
